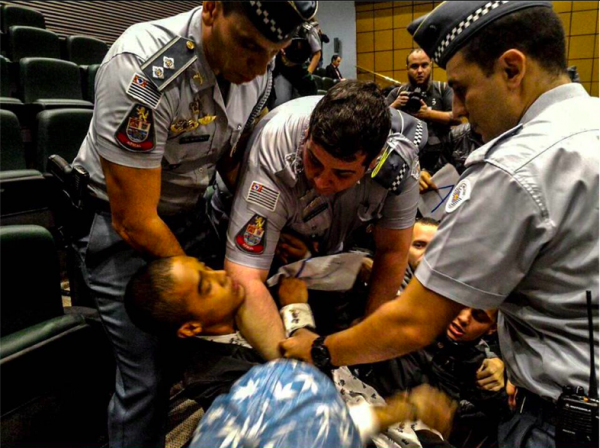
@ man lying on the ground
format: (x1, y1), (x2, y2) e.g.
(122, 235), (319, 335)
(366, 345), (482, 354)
(124, 256), (457, 448)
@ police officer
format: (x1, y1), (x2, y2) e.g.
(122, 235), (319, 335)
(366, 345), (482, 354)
(71, 2), (317, 447)
(224, 80), (424, 360)
(281, 3), (599, 448)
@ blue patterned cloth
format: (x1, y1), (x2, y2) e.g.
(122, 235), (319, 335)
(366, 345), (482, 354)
(190, 360), (361, 448)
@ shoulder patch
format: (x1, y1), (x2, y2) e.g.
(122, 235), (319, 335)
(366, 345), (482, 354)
(246, 181), (280, 212)
(445, 179), (471, 214)
(115, 104), (156, 152)
(126, 73), (163, 109)
(141, 36), (198, 91)
(236, 214), (268, 254)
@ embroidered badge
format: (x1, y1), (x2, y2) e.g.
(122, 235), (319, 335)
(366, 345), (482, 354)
(246, 181), (280, 212)
(152, 66), (164, 79)
(163, 56), (175, 70)
(445, 179), (472, 213)
(126, 73), (162, 109)
(115, 104), (155, 152)
(411, 159), (420, 181)
(235, 214), (268, 254)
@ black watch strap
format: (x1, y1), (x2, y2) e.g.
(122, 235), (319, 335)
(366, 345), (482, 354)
(311, 336), (334, 372)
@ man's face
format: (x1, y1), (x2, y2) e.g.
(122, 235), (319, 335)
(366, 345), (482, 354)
(333, 57), (341, 67)
(170, 256), (245, 334)
(446, 308), (497, 342)
(303, 137), (369, 196)
(408, 222), (438, 271)
(407, 51), (431, 86)
(203, 2), (291, 84)
(446, 51), (515, 142)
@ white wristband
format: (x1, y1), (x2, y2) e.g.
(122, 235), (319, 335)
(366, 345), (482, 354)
(347, 401), (380, 443)
(280, 303), (316, 338)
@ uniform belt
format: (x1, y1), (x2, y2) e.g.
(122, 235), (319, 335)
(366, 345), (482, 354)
(517, 387), (558, 426)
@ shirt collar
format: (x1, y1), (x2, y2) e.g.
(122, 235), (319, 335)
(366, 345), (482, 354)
(520, 82), (588, 125)
(187, 6), (216, 93)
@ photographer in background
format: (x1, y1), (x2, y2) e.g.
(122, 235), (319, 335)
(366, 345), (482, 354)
(386, 49), (461, 174)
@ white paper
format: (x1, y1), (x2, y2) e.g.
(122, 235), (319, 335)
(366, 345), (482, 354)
(417, 163), (461, 221)
(266, 252), (366, 291)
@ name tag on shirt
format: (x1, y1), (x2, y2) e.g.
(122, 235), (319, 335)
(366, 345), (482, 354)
(180, 134), (210, 145)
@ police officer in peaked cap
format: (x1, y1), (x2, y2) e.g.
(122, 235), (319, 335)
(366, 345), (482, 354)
(71, 2), (317, 447)
(281, 3), (599, 448)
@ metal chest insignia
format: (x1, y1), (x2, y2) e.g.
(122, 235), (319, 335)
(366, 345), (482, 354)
(236, 214), (268, 254)
(115, 104), (155, 152)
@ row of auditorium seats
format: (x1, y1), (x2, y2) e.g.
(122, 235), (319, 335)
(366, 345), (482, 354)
(1, 108), (92, 171)
(0, 224), (114, 447)
(0, 4), (108, 65)
(0, 6), (114, 447)
(0, 56), (97, 115)
(313, 74), (337, 93)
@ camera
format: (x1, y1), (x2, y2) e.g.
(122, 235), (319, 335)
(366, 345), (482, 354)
(402, 87), (427, 114)
(555, 386), (599, 448)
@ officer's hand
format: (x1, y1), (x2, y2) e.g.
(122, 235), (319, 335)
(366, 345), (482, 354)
(278, 277), (309, 306)
(409, 384), (457, 439)
(276, 232), (310, 265)
(391, 91), (410, 110)
(419, 170), (438, 193)
(476, 358), (505, 392)
(279, 328), (318, 362)
(413, 100), (430, 120)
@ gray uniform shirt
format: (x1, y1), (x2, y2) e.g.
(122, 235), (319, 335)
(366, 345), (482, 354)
(226, 96), (419, 271)
(415, 83), (599, 399)
(73, 6), (269, 215)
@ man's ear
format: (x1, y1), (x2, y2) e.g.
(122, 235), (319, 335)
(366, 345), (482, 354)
(177, 321), (203, 339)
(498, 49), (526, 89)
(202, 1), (218, 27)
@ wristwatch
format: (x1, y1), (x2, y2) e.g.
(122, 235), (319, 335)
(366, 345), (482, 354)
(311, 336), (334, 371)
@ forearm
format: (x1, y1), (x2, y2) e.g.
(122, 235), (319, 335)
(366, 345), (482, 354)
(327, 279), (463, 366)
(423, 109), (461, 126)
(112, 214), (184, 258)
(307, 51), (321, 74)
(365, 249), (408, 315)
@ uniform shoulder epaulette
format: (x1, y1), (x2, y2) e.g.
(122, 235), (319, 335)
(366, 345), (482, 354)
(141, 36), (198, 92)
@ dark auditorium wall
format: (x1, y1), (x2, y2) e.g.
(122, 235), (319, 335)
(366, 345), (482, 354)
(355, 1), (599, 97)
(0, 1), (201, 45)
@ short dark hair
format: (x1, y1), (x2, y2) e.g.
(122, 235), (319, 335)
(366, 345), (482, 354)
(406, 48), (430, 66)
(220, 1), (245, 17)
(331, 54), (340, 63)
(460, 7), (567, 77)
(416, 217), (439, 228)
(124, 258), (193, 336)
(308, 80), (391, 165)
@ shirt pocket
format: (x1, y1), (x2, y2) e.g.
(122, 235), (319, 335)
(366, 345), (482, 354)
(291, 199), (332, 238)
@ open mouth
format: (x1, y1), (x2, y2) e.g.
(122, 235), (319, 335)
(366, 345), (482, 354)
(448, 321), (465, 338)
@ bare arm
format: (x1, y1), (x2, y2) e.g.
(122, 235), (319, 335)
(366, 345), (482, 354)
(280, 277), (464, 366)
(364, 225), (412, 315)
(101, 157), (184, 258)
(307, 51), (321, 74)
(414, 102), (461, 126)
(225, 259), (285, 360)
